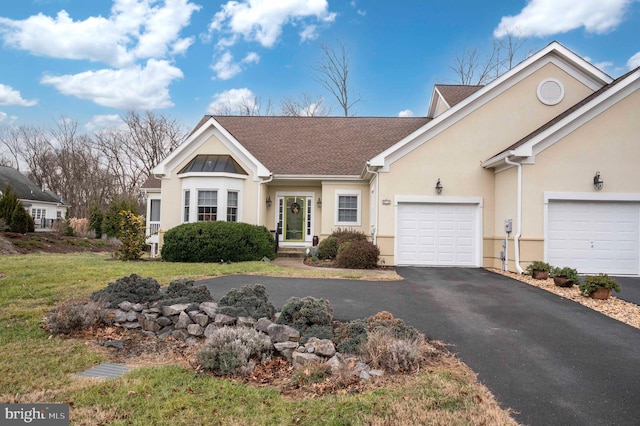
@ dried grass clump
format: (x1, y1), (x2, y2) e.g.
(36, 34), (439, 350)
(69, 218), (89, 237)
(198, 327), (272, 376)
(45, 300), (103, 335)
(362, 328), (425, 373)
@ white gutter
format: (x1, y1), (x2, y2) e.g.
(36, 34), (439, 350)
(257, 174), (273, 225)
(365, 162), (379, 245)
(504, 156), (524, 274)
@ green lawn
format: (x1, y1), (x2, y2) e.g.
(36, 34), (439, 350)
(0, 253), (517, 425)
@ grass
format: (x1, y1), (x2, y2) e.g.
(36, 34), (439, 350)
(0, 252), (517, 425)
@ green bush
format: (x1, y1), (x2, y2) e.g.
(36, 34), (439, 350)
(331, 228), (368, 246)
(158, 278), (213, 307)
(334, 319), (368, 354)
(90, 274), (162, 308)
(550, 266), (580, 286)
(88, 201), (104, 238)
(276, 296), (333, 343)
(161, 222), (275, 263)
(115, 210), (146, 261)
(0, 186), (34, 233)
(102, 196), (140, 238)
(198, 327), (272, 376)
(526, 260), (552, 275)
(579, 274), (621, 296)
(217, 284), (275, 319)
(335, 240), (380, 269)
(317, 236), (338, 260)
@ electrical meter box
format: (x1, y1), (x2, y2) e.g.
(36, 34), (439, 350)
(505, 219), (513, 233)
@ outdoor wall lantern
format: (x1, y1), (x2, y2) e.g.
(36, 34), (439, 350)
(435, 178), (443, 195)
(593, 171), (604, 191)
(266, 196), (272, 207)
(317, 197), (322, 208)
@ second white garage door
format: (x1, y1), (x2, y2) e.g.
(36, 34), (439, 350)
(397, 203), (478, 266)
(547, 201), (640, 275)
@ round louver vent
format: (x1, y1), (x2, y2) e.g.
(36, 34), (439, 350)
(537, 78), (564, 105)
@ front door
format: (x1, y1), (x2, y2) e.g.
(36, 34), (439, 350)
(277, 194), (313, 244)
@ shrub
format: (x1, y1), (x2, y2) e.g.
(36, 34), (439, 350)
(277, 296), (333, 343)
(290, 363), (332, 387)
(336, 241), (351, 257)
(158, 278), (213, 306)
(367, 311), (421, 341)
(115, 210), (146, 261)
(579, 274), (621, 296)
(161, 222), (275, 263)
(198, 327), (272, 376)
(362, 328), (424, 373)
(90, 274), (161, 308)
(88, 202), (104, 238)
(102, 196), (140, 238)
(45, 301), (103, 335)
(317, 236), (338, 260)
(334, 319), (368, 354)
(305, 246), (319, 260)
(331, 228), (368, 246)
(9, 202), (33, 233)
(217, 284), (275, 319)
(69, 218), (89, 237)
(551, 266), (580, 286)
(526, 260), (552, 275)
(335, 240), (380, 269)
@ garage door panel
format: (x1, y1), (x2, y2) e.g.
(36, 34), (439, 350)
(397, 203), (478, 266)
(548, 201), (639, 275)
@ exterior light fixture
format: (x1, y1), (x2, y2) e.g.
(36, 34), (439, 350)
(317, 197), (322, 208)
(266, 196), (272, 207)
(435, 178), (443, 195)
(593, 172), (603, 191)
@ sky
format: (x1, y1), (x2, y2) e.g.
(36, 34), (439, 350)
(0, 0), (638, 132)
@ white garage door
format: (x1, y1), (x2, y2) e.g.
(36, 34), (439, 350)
(397, 203), (478, 266)
(547, 201), (640, 275)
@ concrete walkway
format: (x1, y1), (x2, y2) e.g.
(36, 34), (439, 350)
(200, 267), (640, 426)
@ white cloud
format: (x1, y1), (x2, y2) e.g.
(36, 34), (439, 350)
(0, 0), (200, 67)
(212, 50), (260, 80)
(207, 88), (257, 114)
(398, 109), (414, 117)
(0, 111), (18, 125)
(299, 24), (318, 42)
(41, 59), (183, 109)
(209, 0), (336, 48)
(494, 0), (634, 38)
(84, 114), (126, 132)
(628, 52), (640, 69)
(0, 83), (38, 106)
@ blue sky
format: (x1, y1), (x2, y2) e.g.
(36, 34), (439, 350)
(0, 0), (638, 132)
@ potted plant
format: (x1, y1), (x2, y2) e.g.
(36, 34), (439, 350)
(526, 261), (552, 280)
(579, 274), (621, 300)
(550, 266), (579, 288)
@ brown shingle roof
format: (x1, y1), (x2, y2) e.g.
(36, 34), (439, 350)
(208, 116), (431, 175)
(141, 175), (161, 189)
(435, 85), (484, 108)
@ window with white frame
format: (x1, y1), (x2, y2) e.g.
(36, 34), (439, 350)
(197, 190), (217, 221)
(227, 191), (238, 222)
(335, 191), (361, 225)
(31, 208), (46, 220)
(150, 199), (161, 222)
(56, 211), (62, 219)
(183, 190), (190, 222)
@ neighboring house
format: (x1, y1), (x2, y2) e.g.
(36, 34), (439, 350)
(145, 41), (640, 275)
(0, 166), (68, 230)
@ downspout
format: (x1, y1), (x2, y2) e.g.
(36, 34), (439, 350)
(257, 174), (273, 226)
(366, 163), (379, 245)
(504, 156), (524, 274)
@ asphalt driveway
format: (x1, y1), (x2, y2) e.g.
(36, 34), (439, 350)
(613, 276), (640, 306)
(201, 268), (640, 425)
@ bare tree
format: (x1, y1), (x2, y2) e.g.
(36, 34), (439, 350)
(449, 33), (530, 85)
(313, 41), (361, 116)
(0, 126), (25, 170)
(209, 96), (275, 116)
(280, 93), (331, 116)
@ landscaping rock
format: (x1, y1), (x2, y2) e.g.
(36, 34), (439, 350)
(326, 354), (344, 372)
(187, 324), (204, 336)
(103, 340), (124, 349)
(187, 310), (200, 322)
(203, 323), (218, 338)
(292, 351), (321, 369)
(171, 329), (190, 341)
(140, 316), (161, 332)
(131, 303), (147, 312)
(266, 324), (300, 343)
(194, 313), (210, 327)
(305, 337), (336, 357)
(156, 316), (172, 327)
(273, 341), (298, 360)
(175, 311), (193, 329)
(199, 301), (218, 318)
(110, 309), (128, 323)
(157, 326), (174, 339)
(237, 316), (256, 328)
(122, 321), (140, 329)
(118, 301), (133, 311)
(254, 317), (273, 333)
(214, 314), (236, 326)
(125, 311), (138, 322)
(161, 303), (191, 317)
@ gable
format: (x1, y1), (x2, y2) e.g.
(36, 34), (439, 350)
(369, 42), (612, 170)
(0, 166), (63, 204)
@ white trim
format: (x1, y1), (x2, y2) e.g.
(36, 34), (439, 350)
(370, 42), (611, 170)
(394, 196), (483, 267)
(275, 191), (316, 245)
(335, 189), (362, 226)
(537, 78), (564, 105)
(178, 172), (248, 180)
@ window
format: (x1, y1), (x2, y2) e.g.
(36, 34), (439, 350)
(31, 208), (46, 220)
(198, 190), (217, 221)
(183, 190), (190, 222)
(227, 191), (238, 222)
(336, 191), (361, 225)
(56, 211), (62, 220)
(150, 199), (161, 222)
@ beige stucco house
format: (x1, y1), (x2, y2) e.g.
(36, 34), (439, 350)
(145, 41), (640, 275)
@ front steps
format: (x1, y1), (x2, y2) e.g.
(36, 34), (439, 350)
(277, 247), (307, 258)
